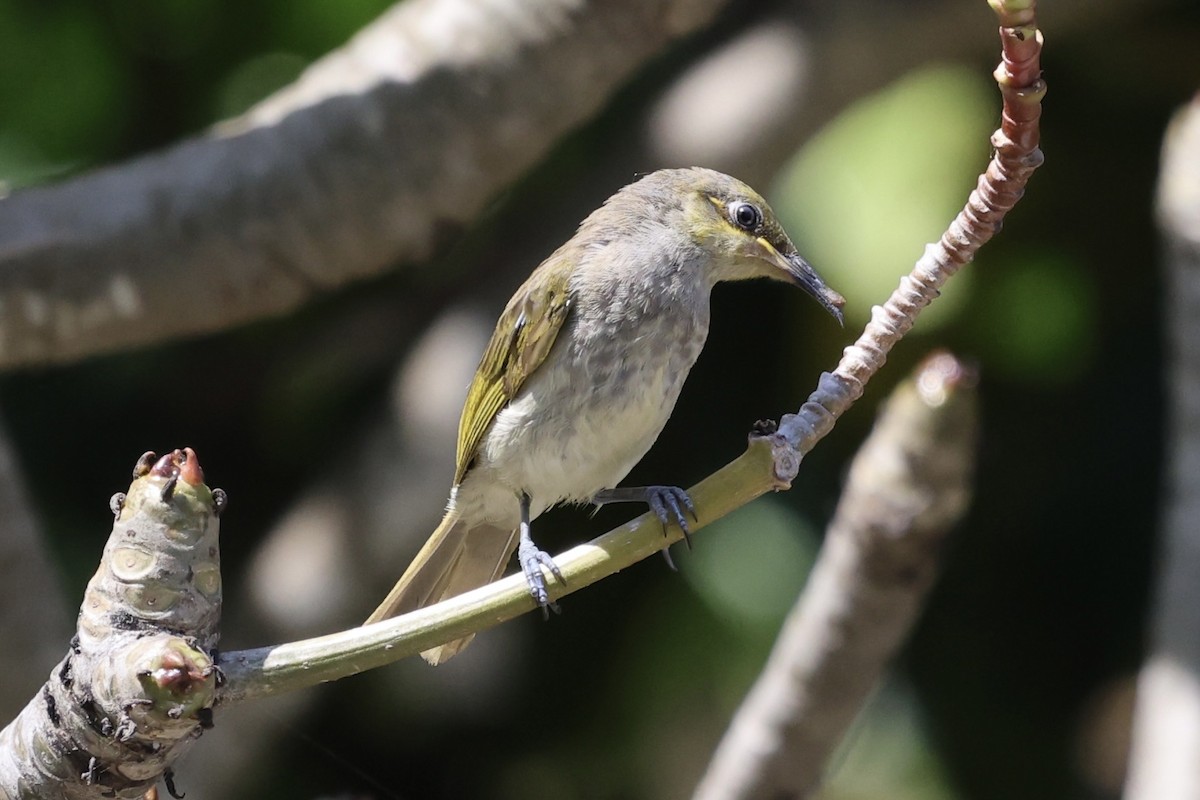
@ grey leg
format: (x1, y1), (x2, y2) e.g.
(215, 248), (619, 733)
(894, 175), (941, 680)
(515, 492), (563, 618)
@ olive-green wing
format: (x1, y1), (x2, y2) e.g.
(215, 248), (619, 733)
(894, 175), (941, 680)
(453, 276), (572, 485)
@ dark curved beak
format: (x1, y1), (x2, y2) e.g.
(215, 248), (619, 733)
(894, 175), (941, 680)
(780, 250), (846, 327)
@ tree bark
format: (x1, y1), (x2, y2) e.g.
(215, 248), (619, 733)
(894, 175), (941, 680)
(1125, 94), (1200, 800)
(694, 353), (977, 799)
(0, 0), (723, 368)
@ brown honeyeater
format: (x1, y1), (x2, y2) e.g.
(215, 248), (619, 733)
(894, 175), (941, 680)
(366, 167), (844, 664)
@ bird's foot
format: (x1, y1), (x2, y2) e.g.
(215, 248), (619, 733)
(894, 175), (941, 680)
(517, 536), (563, 619)
(593, 485), (698, 549)
(645, 486), (697, 548)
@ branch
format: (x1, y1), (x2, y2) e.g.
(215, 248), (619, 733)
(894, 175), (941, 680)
(0, 0), (723, 369)
(693, 352), (978, 800)
(218, 434), (792, 702)
(777, 0), (1044, 456)
(0, 450), (222, 799)
(1124, 93), (1200, 800)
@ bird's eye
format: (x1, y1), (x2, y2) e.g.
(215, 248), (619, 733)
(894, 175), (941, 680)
(729, 201), (763, 232)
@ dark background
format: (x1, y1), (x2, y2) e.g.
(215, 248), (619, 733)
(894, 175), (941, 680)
(0, 1), (1194, 798)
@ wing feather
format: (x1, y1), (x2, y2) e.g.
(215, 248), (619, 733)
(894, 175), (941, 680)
(453, 271), (572, 485)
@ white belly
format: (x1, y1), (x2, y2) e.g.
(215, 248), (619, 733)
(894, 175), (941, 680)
(490, 359), (682, 498)
(452, 307), (707, 528)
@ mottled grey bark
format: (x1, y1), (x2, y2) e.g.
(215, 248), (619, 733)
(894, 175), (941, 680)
(0, 0), (724, 368)
(0, 0), (1150, 371)
(1125, 95), (1200, 800)
(0, 451), (222, 800)
(694, 353), (977, 800)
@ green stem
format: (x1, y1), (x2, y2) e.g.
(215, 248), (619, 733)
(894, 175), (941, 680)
(218, 435), (784, 704)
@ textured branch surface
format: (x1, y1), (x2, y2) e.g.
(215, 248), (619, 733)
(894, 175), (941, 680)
(0, 0), (723, 369)
(778, 0), (1044, 453)
(1125, 94), (1200, 800)
(694, 353), (978, 800)
(0, 450), (223, 800)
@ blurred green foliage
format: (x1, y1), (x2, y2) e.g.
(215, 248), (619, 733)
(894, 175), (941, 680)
(0, 3), (125, 183)
(775, 66), (993, 331)
(969, 252), (1099, 383)
(824, 680), (958, 800)
(0, 0), (390, 188)
(682, 497), (817, 628)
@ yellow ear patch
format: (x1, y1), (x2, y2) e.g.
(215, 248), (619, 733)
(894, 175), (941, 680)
(755, 236), (781, 258)
(706, 195), (754, 237)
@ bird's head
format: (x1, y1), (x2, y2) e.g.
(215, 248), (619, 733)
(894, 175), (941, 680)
(643, 167), (846, 324)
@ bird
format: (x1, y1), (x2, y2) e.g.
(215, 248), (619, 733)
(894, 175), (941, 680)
(365, 167), (844, 664)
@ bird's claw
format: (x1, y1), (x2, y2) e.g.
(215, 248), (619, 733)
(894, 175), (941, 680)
(660, 547), (678, 572)
(592, 485), (697, 562)
(645, 486), (698, 549)
(517, 537), (563, 618)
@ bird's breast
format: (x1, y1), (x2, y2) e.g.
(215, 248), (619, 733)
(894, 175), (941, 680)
(457, 291), (710, 523)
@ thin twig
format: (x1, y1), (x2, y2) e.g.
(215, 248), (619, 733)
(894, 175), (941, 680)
(0, 6), (1047, 789)
(778, 0), (1044, 454)
(217, 435), (793, 703)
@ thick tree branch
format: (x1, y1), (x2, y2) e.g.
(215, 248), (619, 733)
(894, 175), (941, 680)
(0, 0), (723, 368)
(693, 353), (978, 800)
(0, 450), (222, 800)
(1125, 94), (1200, 800)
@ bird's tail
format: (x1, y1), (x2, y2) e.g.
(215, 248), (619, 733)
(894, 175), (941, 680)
(365, 511), (519, 665)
